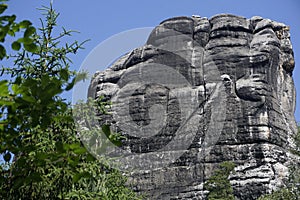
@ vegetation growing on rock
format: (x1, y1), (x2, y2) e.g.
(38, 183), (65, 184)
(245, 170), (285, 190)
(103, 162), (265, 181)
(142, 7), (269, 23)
(204, 161), (236, 200)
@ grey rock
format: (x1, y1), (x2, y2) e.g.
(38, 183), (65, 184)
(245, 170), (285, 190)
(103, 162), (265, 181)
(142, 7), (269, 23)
(88, 14), (299, 199)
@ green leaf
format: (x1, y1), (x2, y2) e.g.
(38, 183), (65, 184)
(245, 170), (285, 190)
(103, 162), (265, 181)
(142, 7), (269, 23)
(109, 135), (122, 147)
(24, 26), (36, 38)
(65, 78), (75, 91)
(11, 83), (21, 93)
(22, 94), (36, 103)
(86, 153), (96, 162)
(67, 143), (87, 155)
(73, 146), (87, 155)
(72, 172), (91, 183)
(24, 43), (38, 53)
(7, 29), (15, 36)
(72, 173), (82, 183)
(3, 152), (11, 162)
(101, 124), (123, 147)
(0, 80), (8, 96)
(23, 78), (38, 88)
(0, 4), (7, 14)
(68, 143), (81, 150)
(41, 74), (50, 88)
(18, 37), (33, 44)
(11, 23), (20, 33)
(36, 152), (48, 160)
(19, 20), (32, 28)
(67, 158), (79, 169)
(44, 83), (62, 97)
(102, 124), (111, 138)
(60, 69), (69, 81)
(0, 44), (6, 60)
(0, 25), (9, 41)
(11, 41), (21, 51)
(55, 141), (65, 153)
(7, 15), (16, 23)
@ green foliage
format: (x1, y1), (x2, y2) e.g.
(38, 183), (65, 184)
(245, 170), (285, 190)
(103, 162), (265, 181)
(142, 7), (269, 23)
(204, 161), (236, 200)
(0, 2), (37, 59)
(0, 3), (141, 200)
(258, 188), (296, 200)
(73, 98), (124, 156)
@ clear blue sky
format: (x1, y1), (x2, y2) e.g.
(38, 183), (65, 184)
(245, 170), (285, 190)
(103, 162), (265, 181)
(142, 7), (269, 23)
(5, 0), (300, 121)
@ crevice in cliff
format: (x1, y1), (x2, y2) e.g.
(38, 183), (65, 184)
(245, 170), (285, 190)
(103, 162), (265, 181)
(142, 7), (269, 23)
(90, 14), (298, 200)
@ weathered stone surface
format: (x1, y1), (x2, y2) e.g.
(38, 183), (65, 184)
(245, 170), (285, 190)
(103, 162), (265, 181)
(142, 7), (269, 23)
(88, 14), (299, 199)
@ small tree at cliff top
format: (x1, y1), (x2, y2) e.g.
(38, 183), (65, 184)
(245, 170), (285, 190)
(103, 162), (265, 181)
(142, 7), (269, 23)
(0, 3), (141, 199)
(204, 161), (236, 200)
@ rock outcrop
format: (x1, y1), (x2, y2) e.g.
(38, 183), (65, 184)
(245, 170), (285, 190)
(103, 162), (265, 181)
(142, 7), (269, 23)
(88, 14), (299, 199)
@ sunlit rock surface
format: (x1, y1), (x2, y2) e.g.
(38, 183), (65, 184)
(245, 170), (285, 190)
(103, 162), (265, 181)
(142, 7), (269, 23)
(88, 14), (299, 199)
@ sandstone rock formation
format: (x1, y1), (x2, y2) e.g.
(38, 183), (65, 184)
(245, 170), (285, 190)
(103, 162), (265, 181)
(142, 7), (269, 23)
(88, 14), (299, 199)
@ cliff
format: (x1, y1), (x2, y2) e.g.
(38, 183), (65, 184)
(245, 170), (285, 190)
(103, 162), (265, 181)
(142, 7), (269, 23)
(88, 14), (299, 199)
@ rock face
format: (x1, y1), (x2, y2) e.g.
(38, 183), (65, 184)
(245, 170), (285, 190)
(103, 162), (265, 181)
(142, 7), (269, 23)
(88, 14), (299, 199)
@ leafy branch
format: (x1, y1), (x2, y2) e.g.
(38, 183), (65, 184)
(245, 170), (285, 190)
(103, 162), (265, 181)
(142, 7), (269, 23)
(0, 3), (141, 200)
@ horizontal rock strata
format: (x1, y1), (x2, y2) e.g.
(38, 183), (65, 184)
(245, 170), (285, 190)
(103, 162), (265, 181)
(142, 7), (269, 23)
(88, 14), (299, 199)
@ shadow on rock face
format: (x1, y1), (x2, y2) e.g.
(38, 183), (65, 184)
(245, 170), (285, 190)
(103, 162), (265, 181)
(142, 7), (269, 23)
(87, 14), (298, 200)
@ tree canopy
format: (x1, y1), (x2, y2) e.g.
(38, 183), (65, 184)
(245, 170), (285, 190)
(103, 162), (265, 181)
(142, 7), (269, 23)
(0, 3), (141, 199)
(204, 161), (236, 200)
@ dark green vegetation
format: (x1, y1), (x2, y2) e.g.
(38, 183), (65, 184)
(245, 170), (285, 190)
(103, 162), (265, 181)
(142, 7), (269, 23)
(1, 1), (299, 199)
(0, 3), (141, 200)
(0, 2), (37, 59)
(204, 161), (236, 200)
